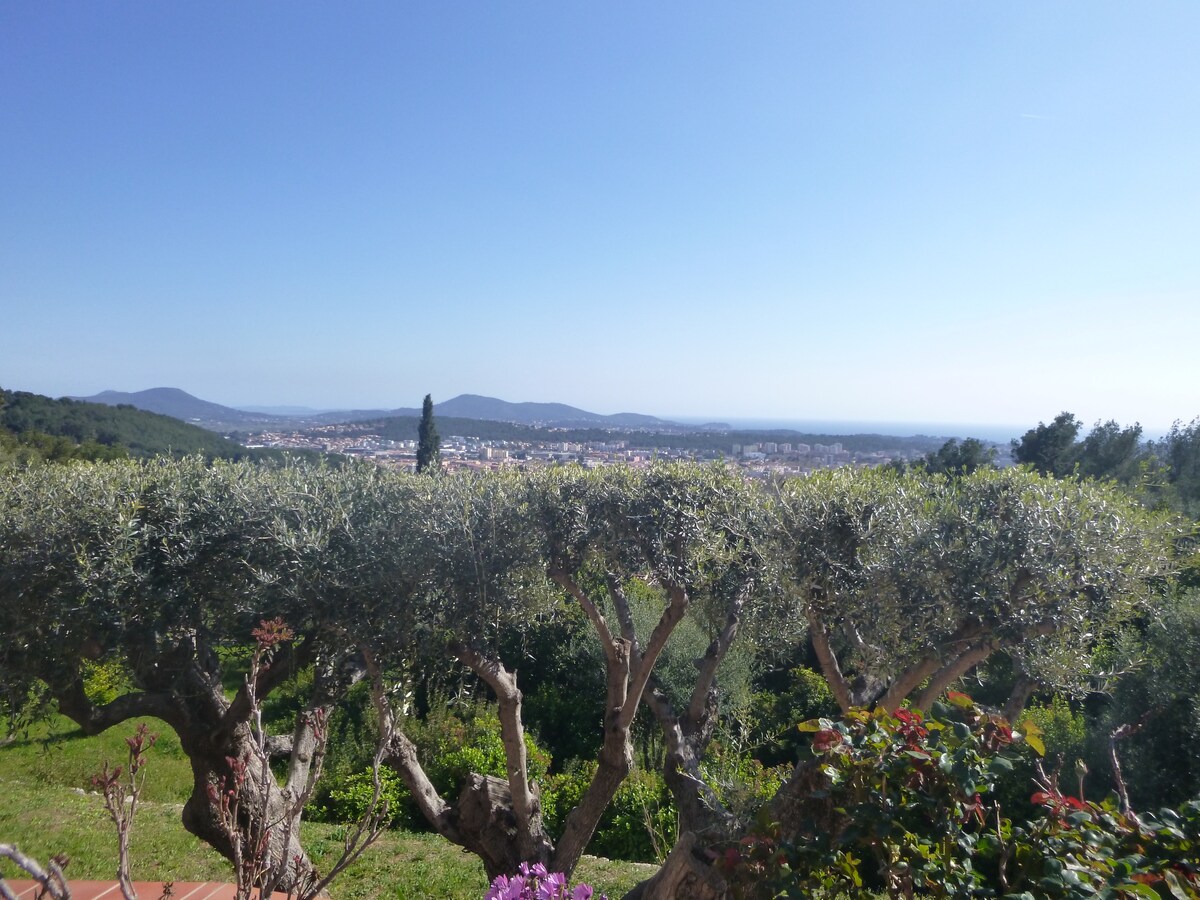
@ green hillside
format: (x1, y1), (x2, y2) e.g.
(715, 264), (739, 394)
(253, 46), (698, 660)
(0, 388), (312, 463)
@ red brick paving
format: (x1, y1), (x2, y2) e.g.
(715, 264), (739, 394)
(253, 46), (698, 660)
(1, 882), (244, 899)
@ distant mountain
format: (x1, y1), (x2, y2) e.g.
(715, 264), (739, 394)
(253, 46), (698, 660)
(70, 388), (688, 432)
(434, 394), (676, 429)
(76, 388), (290, 431)
(76, 387), (695, 432)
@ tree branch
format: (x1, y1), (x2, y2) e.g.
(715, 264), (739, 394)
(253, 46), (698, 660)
(643, 676), (735, 838)
(685, 590), (746, 731)
(56, 679), (186, 735)
(1002, 672), (1037, 723)
(620, 583), (689, 731)
(449, 641), (549, 863)
(877, 620), (986, 713)
(0, 845), (71, 900)
(551, 568), (622, 675)
(216, 638), (314, 744)
(284, 650), (364, 797)
(806, 607), (853, 713)
(364, 651), (465, 846)
(605, 573), (640, 649)
(913, 638), (996, 711)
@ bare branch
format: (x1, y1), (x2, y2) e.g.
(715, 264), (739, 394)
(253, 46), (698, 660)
(1109, 713), (1155, 826)
(56, 681), (185, 735)
(686, 590), (746, 729)
(449, 640), (550, 863)
(620, 583), (689, 731)
(806, 608), (853, 713)
(0, 845), (72, 900)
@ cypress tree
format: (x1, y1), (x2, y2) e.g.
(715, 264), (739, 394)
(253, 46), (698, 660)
(416, 393), (441, 474)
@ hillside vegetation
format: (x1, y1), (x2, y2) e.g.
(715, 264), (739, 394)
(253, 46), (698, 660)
(0, 389), (316, 464)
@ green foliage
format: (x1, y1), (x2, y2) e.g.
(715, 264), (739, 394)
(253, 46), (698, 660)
(897, 437), (997, 476)
(1020, 697), (1087, 771)
(0, 388), (265, 461)
(0, 455), (1188, 889)
(778, 465), (1175, 709)
(81, 658), (134, 706)
(1012, 412), (1158, 491)
(1013, 412), (1084, 478)
(500, 605), (607, 767)
(994, 796), (1200, 899)
(1152, 417), (1200, 517)
(416, 393), (441, 474)
(540, 761), (591, 839)
(409, 697), (551, 800)
(0, 424), (129, 466)
(749, 665), (840, 767)
(700, 741), (791, 825)
(1095, 589), (1200, 807)
(543, 762), (676, 863)
(316, 764), (410, 827)
(719, 698), (1200, 899)
(592, 767), (677, 863)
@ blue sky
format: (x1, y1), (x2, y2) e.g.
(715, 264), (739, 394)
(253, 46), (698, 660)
(2, 3), (1197, 432)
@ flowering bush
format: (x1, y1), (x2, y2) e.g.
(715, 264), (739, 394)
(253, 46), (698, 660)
(484, 862), (605, 900)
(715, 696), (1200, 899)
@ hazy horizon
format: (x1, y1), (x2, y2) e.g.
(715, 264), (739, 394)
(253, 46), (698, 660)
(39, 382), (1118, 443)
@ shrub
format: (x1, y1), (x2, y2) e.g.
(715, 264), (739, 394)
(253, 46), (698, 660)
(700, 741), (791, 826)
(411, 698), (551, 797)
(317, 765), (410, 828)
(541, 763), (676, 863)
(81, 658), (132, 706)
(716, 696), (1200, 899)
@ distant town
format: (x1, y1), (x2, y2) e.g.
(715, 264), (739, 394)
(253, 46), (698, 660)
(245, 423), (1010, 477)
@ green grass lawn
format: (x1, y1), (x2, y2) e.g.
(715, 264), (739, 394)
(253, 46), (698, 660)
(0, 717), (655, 899)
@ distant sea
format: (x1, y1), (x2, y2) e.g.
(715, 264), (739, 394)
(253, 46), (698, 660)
(669, 416), (1023, 444)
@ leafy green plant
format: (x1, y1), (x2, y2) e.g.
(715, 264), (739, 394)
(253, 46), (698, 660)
(716, 696), (1200, 899)
(81, 658), (134, 706)
(700, 742), (791, 826)
(317, 764), (411, 828)
(541, 763), (676, 863)
(410, 696), (551, 799)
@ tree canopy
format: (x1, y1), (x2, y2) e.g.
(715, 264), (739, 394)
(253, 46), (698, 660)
(0, 458), (1179, 899)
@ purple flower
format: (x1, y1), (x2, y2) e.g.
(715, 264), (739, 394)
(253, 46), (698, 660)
(536, 871), (565, 900)
(485, 873), (529, 900)
(483, 867), (601, 900)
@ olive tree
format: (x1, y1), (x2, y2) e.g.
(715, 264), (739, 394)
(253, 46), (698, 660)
(780, 466), (1174, 716)
(356, 463), (772, 880)
(0, 458), (402, 893)
(0, 459), (1175, 900)
(631, 465), (1176, 900)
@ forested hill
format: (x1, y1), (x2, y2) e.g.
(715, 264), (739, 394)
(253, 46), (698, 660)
(0, 389), (309, 462)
